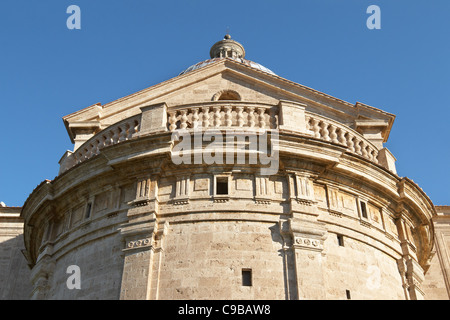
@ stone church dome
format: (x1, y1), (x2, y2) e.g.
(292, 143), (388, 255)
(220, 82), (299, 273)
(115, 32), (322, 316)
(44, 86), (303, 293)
(179, 34), (276, 76)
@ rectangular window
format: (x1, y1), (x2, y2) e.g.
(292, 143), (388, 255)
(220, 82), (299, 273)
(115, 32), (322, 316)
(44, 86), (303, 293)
(216, 177), (229, 195)
(242, 269), (252, 286)
(346, 290), (351, 300)
(360, 201), (368, 219)
(85, 203), (92, 219)
(337, 234), (344, 247)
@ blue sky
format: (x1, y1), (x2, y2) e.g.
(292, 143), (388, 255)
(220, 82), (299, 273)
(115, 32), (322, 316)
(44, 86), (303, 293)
(0, 0), (448, 207)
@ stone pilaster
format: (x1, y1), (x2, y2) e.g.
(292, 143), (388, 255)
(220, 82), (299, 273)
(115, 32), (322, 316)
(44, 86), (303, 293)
(119, 175), (162, 300)
(174, 175), (190, 205)
(30, 249), (55, 300)
(254, 176), (271, 204)
(289, 214), (328, 299)
(147, 221), (169, 300)
(395, 205), (426, 300)
(287, 172), (318, 215)
(282, 172), (328, 299)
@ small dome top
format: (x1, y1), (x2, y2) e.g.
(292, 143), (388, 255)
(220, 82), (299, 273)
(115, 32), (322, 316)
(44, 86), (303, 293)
(179, 35), (276, 76)
(209, 34), (246, 59)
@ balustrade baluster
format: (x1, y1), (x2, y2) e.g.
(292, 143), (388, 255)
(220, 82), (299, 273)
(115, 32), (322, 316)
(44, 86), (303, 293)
(180, 110), (188, 129)
(168, 111), (178, 132)
(320, 121), (330, 141)
(257, 107), (266, 128)
(269, 108), (278, 129)
(118, 124), (127, 142)
(213, 106), (221, 127)
(202, 107), (210, 128)
(111, 128), (120, 144)
(192, 108), (199, 129)
(247, 107), (256, 128)
(236, 106), (244, 127)
(311, 118), (321, 138)
(361, 144), (369, 159)
(329, 125), (339, 144)
(85, 145), (93, 159)
(337, 128), (346, 145)
(92, 139), (100, 156)
(223, 106), (232, 127)
(372, 150), (379, 163)
(354, 138), (362, 155)
(306, 116), (311, 132)
(346, 134), (355, 153)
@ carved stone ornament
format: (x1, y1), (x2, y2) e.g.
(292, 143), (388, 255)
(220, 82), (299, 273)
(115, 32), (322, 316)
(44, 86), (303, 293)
(294, 237), (322, 251)
(126, 238), (152, 250)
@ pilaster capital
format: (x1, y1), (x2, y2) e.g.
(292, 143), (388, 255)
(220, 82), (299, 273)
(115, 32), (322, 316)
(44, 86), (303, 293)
(287, 215), (328, 252)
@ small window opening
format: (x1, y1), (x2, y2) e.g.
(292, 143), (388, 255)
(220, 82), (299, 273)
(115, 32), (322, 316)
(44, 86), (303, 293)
(337, 234), (345, 247)
(85, 203), (92, 219)
(346, 290), (351, 300)
(216, 177), (228, 195)
(242, 269), (252, 286)
(360, 201), (368, 219)
(217, 91), (240, 101)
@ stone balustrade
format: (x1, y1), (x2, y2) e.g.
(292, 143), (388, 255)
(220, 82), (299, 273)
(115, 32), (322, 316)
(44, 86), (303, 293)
(305, 112), (379, 163)
(59, 115), (141, 173)
(59, 101), (381, 174)
(167, 102), (279, 131)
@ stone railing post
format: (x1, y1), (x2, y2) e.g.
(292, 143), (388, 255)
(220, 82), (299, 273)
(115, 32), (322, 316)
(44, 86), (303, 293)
(377, 148), (397, 174)
(137, 102), (168, 136)
(278, 100), (307, 134)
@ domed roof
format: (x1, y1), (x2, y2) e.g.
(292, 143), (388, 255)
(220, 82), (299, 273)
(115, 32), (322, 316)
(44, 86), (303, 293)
(179, 35), (276, 76)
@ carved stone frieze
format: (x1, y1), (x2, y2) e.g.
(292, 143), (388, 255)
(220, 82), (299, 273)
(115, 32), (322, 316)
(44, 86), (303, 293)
(126, 238), (152, 250)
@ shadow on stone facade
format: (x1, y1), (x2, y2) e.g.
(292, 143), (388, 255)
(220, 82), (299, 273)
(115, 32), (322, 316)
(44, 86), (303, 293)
(0, 234), (32, 299)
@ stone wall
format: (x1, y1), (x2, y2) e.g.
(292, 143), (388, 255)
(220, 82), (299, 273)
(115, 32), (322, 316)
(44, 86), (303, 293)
(422, 206), (450, 299)
(159, 220), (286, 300)
(323, 232), (404, 299)
(0, 207), (32, 299)
(45, 232), (124, 300)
